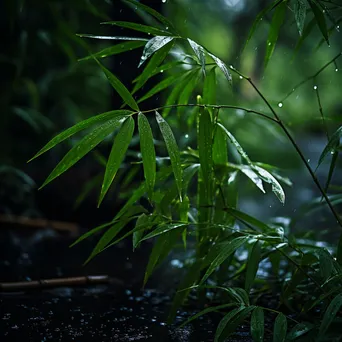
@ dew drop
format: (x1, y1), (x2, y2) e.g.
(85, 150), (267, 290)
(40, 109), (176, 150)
(185, 134), (189, 139)
(162, 0), (167, 2)
(335, 68), (339, 72)
(313, 85), (318, 90)
(308, 159), (311, 163)
(278, 102), (283, 108)
(160, 70), (164, 73)
(239, 75), (243, 79)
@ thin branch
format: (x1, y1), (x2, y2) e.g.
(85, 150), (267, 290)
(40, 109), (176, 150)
(280, 52), (342, 103)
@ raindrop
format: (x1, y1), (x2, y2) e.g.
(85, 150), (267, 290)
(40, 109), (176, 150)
(278, 102), (283, 108)
(331, 151), (335, 155)
(162, 0), (167, 2)
(165, 26), (169, 30)
(229, 65), (234, 69)
(239, 76), (243, 79)
(160, 70), (164, 73)
(313, 85), (318, 90)
(308, 159), (310, 163)
(185, 134), (189, 139)
(268, 42), (271, 46)
(336, 68), (339, 72)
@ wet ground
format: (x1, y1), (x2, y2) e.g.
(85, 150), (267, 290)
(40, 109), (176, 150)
(0, 226), (254, 341)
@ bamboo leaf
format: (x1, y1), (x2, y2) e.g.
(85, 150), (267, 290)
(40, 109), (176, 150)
(138, 113), (156, 200)
(141, 223), (187, 241)
(203, 67), (216, 106)
(265, 1), (287, 67)
(156, 111), (183, 200)
(188, 39), (206, 74)
(40, 117), (126, 189)
(309, 0), (329, 45)
(325, 147), (339, 193)
(95, 59), (139, 111)
(316, 126), (342, 169)
(133, 213), (150, 250)
(294, 0), (308, 36)
(318, 294), (342, 337)
(138, 36), (174, 67)
(251, 307), (264, 342)
(77, 34), (149, 41)
(200, 237), (248, 284)
(273, 313), (287, 342)
(240, 166), (265, 193)
(101, 21), (172, 36)
(133, 42), (175, 94)
(122, 0), (176, 33)
(98, 116), (135, 206)
(137, 74), (180, 103)
(78, 41), (146, 62)
(29, 110), (132, 162)
(287, 322), (314, 340)
(213, 124), (228, 166)
(208, 53), (232, 83)
(245, 240), (262, 293)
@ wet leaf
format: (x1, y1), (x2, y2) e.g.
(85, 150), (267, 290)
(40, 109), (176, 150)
(240, 166), (265, 193)
(208, 53), (232, 83)
(95, 59), (139, 111)
(101, 21), (172, 36)
(188, 39), (206, 74)
(133, 42), (174, 94)
(99, 116), (135, 206)
(156, 111), (183, 200)
(138, 36), (174, 67)
(29, 110), (132, 162)
(213, 124), (228, 166)
(78, 41), (146, 61)
(40, 117), (126, 189)
(133, 213), (150, 250)
(273, 313), (287, 342)
(309, 0), (329, 45)
(318, 248), (334, 280)
(200, 236), (248, 284)
(141, 223), (187, 241)
(265, 1), (287, 67)
(77, 34), (149, 41)
(287, 322), (314, 340)
(138, 113), (156, 200)
(122, 0), (176, 33)
(318, 294), (342, 337)
(251, 307), (264, 342)
(137, 74), (180, 103)
(203, 67), (216, 106)
(245, 240), (262, 293)
(294, 0), (308, 36)
(325, 147), (339, 193)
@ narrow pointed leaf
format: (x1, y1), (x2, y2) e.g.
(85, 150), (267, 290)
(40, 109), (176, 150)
(101, 21), (172, 36)
(251, 307), (264, 342)
(200, 237), (248, 284)
(309, 0), (329, 44)
(245, 240), (262, 293)
(273, 313), (287, 342)
(318, 249), (334, 280)
(325, 148), (339, 192)
(133, 42), (174, 94)
(318, 294), (342, 337)
(137, 74), (180, 103)
(316, 126), (342, 169)
(294, 0), (308, 36)
(77, 34), (149, 41)
(141, 223), (187, 241)
(99, 116), (135, 205)
(78, 41), (146, 61)
(213, 124), (227, 166)
(215, 308), (244, 342)
(240, 166), (265, 193)
(188, 39), (206, 74)
(287, 322), (314, 340)
(265, 1), (287, 67)
(40, 118), (125, 188)
(138, 113), (156, 199)
(138, 36), (174, 67)
(122, 0), (176, 33)
(156, 111), (183, 200)
(133, 213), (149, 249)
(208, 53), (232, 83)
(203, 67), (216, 106)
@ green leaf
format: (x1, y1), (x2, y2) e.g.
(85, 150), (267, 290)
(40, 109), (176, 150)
(101, 21), (172, 36)
(138, 113), (156, 200)
(156, 111), (183, 200)
(199, 108), (213, 199)
(40, 117), (126, 188)
(98, 116), (135, 206)
(251, 307), (264, 342)
(294, 0), (308, 36)
(77, 34), (149, 42)
(200, 237), (248, 284)
(95, 59), (139, 111)
(309, 0), (329, 45)
(188, 39), (206, 74)
(133, 213), (150, 250)
(213, 124), (227, 166)
(215, 306), (255, 342)
(253, 165), (285, 204)
(140, 223), (188, 241)
(245, 240), (262, 293)
(208, 53), (232, 83)
(265, 1), (287, 67)
(316, 126), (342, 169)
(287, 322), (314, 340)
(122, 0), (176, 33)
(243, 0), (283, 51)
(133, 42), (175, 94)
(240, 166), (265, 193)
(223, 207), (271, 232)
(325, 147), (339, 193)
(318, 294), (342, 337)
(28, 110), (132, 162)
(293, 18), (316, 56)
(138, 36), (174, 67)
(203, 67), (216, 106)
(78, 41), (146, 61)
(137, 74), (180, 103)
(318, 248), (334, 280)
(273, 313), (287, 342)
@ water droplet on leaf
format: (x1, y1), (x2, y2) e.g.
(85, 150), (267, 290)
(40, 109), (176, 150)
(278, 102), (283, 108)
